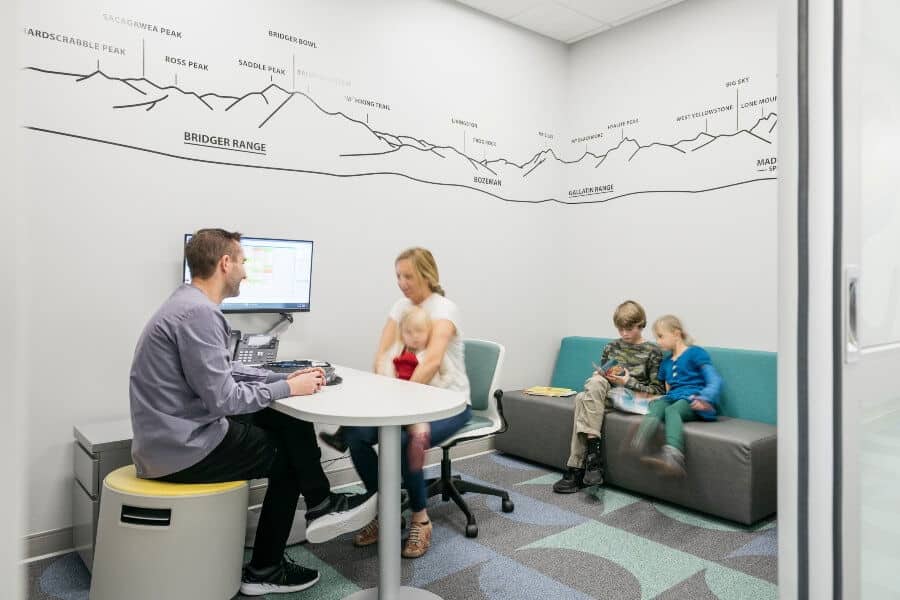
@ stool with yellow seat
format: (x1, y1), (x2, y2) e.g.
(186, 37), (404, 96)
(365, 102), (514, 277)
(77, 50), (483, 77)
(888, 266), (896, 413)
(89, 465), (248, 600)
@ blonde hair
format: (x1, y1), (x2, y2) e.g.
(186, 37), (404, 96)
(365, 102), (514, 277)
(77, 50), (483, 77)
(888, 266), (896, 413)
(613, 300), (647, 329)
(397, 305), (431, 351)
(399, 305), (431, 332)
(653, 314), (695, 345)
(395, 247), (445, 296)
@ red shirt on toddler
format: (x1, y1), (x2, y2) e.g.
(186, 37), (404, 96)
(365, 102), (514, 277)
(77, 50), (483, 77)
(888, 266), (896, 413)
(392, 349), (419, 380)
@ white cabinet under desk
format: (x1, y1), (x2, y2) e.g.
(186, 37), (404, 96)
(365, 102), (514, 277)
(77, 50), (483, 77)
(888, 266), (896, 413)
(72, 419), (133, 572)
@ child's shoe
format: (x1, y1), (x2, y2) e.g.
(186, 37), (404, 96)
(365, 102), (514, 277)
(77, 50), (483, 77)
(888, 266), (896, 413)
(318, 428), (348, 453)
(582, 437), (604, 486)
(552, 468), (586, 494)
(407, 430), (430, 471)
(641, 444), (686, 477)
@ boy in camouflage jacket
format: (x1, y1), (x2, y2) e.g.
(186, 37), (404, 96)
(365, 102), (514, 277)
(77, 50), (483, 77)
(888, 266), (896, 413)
(553, 300), (664, 493)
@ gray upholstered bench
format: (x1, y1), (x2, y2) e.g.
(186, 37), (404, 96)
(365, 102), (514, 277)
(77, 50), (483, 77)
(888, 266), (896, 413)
(495, 336), (777, 525)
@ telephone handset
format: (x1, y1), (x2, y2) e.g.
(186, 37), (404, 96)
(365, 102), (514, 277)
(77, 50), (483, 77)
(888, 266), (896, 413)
(228, 330), (242, 359)
(234, 333), (280, 365)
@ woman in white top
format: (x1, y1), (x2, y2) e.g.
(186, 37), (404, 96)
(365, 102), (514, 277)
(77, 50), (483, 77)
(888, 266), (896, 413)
(344, 247), (471, 559)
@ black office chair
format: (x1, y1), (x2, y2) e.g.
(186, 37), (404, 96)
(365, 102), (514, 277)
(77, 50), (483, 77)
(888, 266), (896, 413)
(423, 339), (514, 537)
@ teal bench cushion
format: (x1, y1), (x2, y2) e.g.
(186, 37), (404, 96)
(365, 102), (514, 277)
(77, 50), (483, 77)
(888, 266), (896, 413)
(548, 336), (776, 425)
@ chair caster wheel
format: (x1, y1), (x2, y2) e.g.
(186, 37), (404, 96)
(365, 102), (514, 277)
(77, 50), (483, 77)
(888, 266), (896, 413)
(501, 499), (515, 513)
(465, 524), (478, 538)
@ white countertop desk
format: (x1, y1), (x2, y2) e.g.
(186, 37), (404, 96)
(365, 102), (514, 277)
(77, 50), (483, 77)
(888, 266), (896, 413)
(274, 365), (467, 600)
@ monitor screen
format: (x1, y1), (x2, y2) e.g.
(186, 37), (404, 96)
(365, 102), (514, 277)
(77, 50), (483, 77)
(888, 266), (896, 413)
(183, 234), (313, 313)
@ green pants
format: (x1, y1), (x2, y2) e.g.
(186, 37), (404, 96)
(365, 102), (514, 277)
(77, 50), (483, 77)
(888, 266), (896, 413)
(640, 398), (697, 452)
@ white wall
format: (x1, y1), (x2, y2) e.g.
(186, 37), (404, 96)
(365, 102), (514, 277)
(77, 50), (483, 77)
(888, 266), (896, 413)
(5, 0), (26, 593)
(17, 0), (779, 541)
(564, 0), (779, 349)
(19, 0), (569, 537)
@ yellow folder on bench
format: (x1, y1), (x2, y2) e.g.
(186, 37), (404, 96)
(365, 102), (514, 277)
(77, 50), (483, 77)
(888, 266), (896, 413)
(523, 386), (577, 397)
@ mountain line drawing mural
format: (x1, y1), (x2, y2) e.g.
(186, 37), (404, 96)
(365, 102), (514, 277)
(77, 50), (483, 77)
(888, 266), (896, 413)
(23, 65), (777, 204)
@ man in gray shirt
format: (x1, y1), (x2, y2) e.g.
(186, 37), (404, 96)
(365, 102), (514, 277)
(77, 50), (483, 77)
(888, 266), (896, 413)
(130, 228), (375, 596)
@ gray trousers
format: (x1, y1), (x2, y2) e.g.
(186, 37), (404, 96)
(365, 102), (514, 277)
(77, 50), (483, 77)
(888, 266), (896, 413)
(566, 374), (612, 469)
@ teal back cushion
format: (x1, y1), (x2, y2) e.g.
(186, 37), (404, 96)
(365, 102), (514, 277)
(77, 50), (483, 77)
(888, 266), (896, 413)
(549, 336), (777, 425)
(549, 336), (614, 391)
(464, 339), (501, 411)
(705, 346), (777, 424)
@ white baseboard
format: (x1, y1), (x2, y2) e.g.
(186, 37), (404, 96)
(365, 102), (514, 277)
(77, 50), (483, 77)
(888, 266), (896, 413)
(24, 436), (496, 561)
(25, 528), (72, 564)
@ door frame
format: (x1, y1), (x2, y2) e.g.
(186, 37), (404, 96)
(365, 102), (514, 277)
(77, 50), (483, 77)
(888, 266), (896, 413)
(777, 0), (842, 598)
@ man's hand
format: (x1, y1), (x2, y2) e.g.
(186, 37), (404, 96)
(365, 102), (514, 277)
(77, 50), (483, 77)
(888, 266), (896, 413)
(690, 395), (713, 412)
(287, 367), (326, 380)
(286, 370), (325, 396)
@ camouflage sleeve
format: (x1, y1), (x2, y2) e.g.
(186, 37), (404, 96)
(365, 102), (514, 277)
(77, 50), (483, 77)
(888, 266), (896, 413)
(625, 346), (665, 395)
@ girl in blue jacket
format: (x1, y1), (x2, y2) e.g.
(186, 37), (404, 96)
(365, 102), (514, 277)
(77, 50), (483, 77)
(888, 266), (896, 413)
(630, 314), (723, 476)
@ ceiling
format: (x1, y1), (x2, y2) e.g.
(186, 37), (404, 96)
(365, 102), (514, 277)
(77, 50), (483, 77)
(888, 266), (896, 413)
(454, 0), (686, 44)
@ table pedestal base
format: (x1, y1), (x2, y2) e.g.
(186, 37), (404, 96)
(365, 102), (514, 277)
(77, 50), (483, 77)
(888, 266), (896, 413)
(346, 587), (443, 600)
(344, 426), (445, 600)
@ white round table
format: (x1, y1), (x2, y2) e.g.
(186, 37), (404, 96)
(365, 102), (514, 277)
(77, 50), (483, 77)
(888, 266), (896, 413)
(275, 365), (468, 600)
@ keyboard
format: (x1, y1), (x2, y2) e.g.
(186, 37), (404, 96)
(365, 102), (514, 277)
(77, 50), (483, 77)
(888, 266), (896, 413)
(261, 360), (342, 385)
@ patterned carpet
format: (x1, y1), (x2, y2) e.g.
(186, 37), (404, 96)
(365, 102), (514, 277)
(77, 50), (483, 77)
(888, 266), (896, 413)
(26, 452), (777, 599)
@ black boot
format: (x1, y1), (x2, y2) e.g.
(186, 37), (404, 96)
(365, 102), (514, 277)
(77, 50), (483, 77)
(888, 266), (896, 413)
(552, 468), (585, 494)
(318, 428), (348, 453)
(582, 437), (604, 486)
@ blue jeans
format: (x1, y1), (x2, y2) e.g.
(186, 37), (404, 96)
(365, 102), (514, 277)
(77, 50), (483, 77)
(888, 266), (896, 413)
(344, 406), (472, 512)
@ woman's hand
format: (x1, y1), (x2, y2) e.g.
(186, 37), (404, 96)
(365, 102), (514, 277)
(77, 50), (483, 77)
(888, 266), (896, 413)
(373, 353), (389, 375)
(286, 370), (325, 396)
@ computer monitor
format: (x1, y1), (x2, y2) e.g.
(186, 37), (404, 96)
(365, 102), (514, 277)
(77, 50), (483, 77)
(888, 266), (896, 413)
(183, 234), (313, 313)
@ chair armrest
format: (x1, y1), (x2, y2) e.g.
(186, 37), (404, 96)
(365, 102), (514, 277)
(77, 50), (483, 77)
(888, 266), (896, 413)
(495, 389), (508, 435)
(440, 389), (508, 450)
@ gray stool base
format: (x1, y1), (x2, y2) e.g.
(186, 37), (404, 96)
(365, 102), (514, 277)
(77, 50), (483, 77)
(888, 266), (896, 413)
(89, 479), (248, 600)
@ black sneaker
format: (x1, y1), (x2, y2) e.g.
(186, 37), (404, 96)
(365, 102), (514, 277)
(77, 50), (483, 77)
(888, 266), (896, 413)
(305, 491), (378, 543)
(552, 468), (586, 494)
(582, 438), (604, 486)
(240, 556), (320, 596)
(318, 429), (348, 453)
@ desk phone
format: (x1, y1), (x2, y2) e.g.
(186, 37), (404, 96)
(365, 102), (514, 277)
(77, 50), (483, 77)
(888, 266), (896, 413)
(234, 333), (279, 365)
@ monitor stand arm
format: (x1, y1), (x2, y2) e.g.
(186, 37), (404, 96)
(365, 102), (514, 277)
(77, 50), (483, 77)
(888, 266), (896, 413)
(265, 312), (294, 338)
